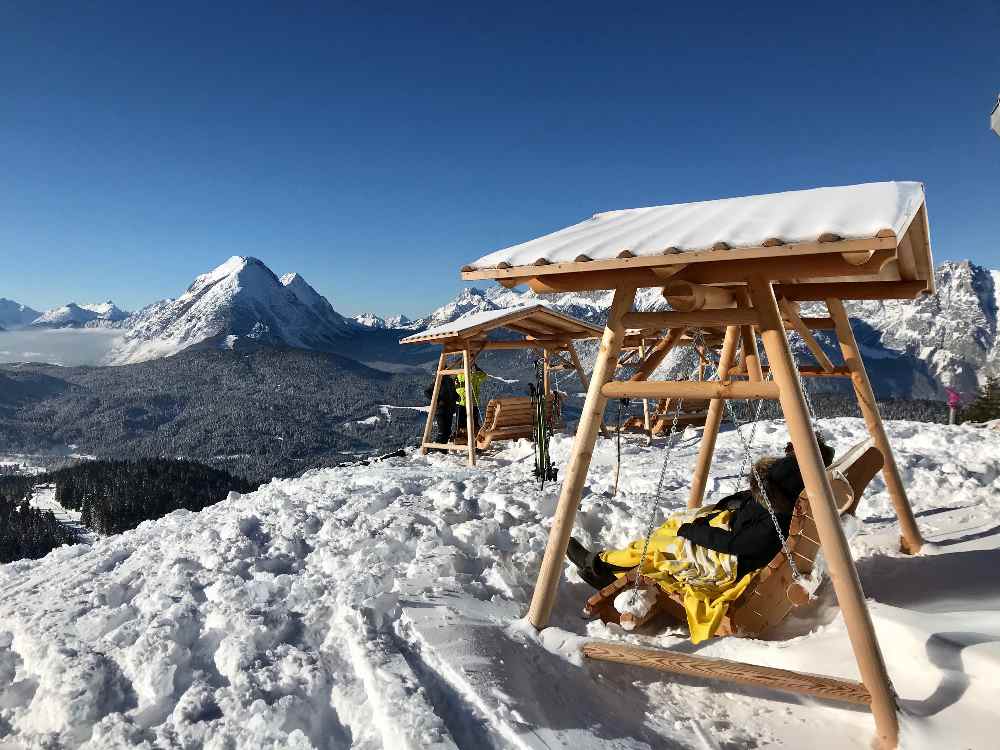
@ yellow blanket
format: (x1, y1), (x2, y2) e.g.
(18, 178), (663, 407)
(600, 507), (757, 643)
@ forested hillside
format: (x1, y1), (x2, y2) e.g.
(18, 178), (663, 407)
(0, 348), (428, 482)
(0, 476), (76, 563)
(47, 458), (254, 535)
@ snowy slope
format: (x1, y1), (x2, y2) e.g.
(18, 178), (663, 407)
(29, 301), (129, 329)
(0, 299), (41, 330)
(1, 420), (998, 749)
(110, 257), (354, 364)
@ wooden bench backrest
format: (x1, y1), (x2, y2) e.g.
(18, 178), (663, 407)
(722, 440), (884, 636)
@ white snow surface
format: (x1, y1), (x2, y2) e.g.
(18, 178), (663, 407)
(1, 419), (998, 749)
(467, 181), (925, 270)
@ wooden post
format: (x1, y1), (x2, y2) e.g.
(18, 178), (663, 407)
(542, 348), (551, 399)
(826, 298), (923, 554)
(639, 339), (652, 442)
(526, 285), (636, 629)
(420, 351), (448, 453)
(567, 342), (610, 439)
(687, 325), (741, 508)
(749, 277), (899, 750)
(462, 347), (476, 467)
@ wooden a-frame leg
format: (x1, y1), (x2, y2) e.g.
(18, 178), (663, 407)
(420, 351), (448, 454)
(527, 286), (636, 629)
(827, 298), (923, 554)
(687, 325), (741, 508)
(750, 277), (899, 750)
(462, 348), (476, 467)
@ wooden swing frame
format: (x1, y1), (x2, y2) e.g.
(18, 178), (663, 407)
(460, 192), (934, 749)
(401, 305), (603, 466)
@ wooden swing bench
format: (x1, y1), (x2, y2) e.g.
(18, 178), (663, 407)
(582, 439), (884, 635)
(476, 396), (536, 449)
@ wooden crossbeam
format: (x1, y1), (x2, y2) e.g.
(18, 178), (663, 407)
(622, 309), (759, 329)
(421, 442), (470, 452)
(581, 642), (872, 706)
(602, 380), (780, 401)
(779, 299), (836, 372)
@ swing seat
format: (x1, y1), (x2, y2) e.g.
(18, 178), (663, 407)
(583, 439), (884, 637)
(476, 397), (537, 449)
(622, 399), (710, 435)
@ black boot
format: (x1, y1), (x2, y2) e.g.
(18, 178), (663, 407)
(567, 537), (627, 590)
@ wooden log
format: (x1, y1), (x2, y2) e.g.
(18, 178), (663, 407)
(778, 298), (836, 372)
(688, 325), (741, 508)
(828, 298), (923, 554)
(603, 380), (780, 401)
(581, 641), (872, 706)
(526, 286), (636, 629)
(629, 327), (687, 382)
(661, 281), (736, 311)
(773, 281), (927, 301)
(420, 352), (449, 455)
(462, 348), (476, 467)
(622, 309), (759, 329)
(749, 277), (899, 749)
(421, 442), (472, 452)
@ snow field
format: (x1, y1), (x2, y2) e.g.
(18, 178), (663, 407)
(0, 419), (998, 749)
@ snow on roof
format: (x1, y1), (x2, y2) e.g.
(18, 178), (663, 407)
(399, 303), (601, 344)
(464, 181), (925, 271)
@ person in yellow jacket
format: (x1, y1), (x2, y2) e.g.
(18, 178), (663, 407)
(455, 365), (488, 435)
(567, 434), (835, 642)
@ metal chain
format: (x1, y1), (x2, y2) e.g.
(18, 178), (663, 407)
(628, 340), (703, 604)
(697, 337), (809, 590)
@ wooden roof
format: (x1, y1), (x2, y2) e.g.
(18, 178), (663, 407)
(461, 182), (935, 300)
(398, 304), (602, 345)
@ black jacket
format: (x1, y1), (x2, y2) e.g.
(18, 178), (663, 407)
(425, 376), (458, 412)
(677, 490), (792, 579)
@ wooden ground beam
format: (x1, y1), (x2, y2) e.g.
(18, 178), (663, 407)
(581, 642), (872, 706)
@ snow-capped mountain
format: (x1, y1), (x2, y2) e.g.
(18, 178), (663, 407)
(352, 312), (421, 331)
(109, 256), (354, 364)
(0, 298), (41, 329)
(353, 312), (387, 329)
(30, 301), (130, 329)
(398, 261), (998, 398)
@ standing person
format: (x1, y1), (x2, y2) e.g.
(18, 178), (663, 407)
(456, 364), (487, 437)
(425, 375), (458, 448)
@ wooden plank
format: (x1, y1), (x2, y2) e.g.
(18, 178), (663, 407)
(421, 442), (471, 452)
(622, 309), (759, 329)
(603, 380), (780, 401)
(773, 280), (927, 301)
(461, 236), (897, 281)
(581, 642), (872, 706)
(520, 247), (898, 294)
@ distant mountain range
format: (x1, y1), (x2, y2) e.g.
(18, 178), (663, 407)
(3, 257), (997, 398)
(0, 298), (128, 330)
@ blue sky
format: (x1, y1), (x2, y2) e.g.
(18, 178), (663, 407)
(1, 2), (998, 318)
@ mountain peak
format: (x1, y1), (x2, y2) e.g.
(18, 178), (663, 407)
(112, 257), (352, 364)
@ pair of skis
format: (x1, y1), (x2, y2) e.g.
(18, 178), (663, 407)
(530, 359), (558, 489)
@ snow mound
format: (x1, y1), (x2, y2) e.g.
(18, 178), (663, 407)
(1, 419), (998, 749)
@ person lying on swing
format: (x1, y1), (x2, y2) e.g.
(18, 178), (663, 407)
(567, 433), (836, 591)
